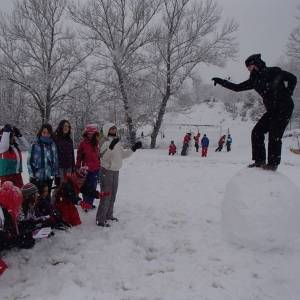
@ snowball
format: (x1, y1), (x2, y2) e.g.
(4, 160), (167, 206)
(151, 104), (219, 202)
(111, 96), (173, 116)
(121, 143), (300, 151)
(221, 168), (300, 251)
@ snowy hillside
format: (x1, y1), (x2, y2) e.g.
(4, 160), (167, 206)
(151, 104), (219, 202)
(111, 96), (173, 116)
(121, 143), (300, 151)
(1, 103), (300, 300)
(139, 101), (254, 150)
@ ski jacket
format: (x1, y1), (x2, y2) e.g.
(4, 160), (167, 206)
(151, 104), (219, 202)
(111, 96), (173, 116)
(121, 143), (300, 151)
(194, 133), (200, 144)
(183, 134), (191, 144)
(219, 67), (297, 112)
(201, 137), (209, 148)
(76, 138), (100, 172)
(27, 138), (59, 180)
(100, 123), (133, 171)
(169, 144), (177, 153)
(0, 132), (29, 177)
(226, 136), (232, 145)
(55, 136), (75, 171)
(218, 136), (226, 146)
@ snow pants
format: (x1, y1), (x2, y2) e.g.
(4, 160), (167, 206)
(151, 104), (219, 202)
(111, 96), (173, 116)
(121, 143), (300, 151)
(181, 144), (189, 156)
(82, 170), (99, 206)
(96, 168), (119, 224)
(202, 147), (208, 157)
(215, 145), (223, 152)
(251, 101), (294, 166)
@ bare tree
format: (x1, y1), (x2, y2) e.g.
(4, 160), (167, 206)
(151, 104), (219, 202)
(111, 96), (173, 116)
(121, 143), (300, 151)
(0, 0), (91, 123)
(69, 0), (161, 143)
(287, 6), (300, 62)
(148, 0), (238, 148)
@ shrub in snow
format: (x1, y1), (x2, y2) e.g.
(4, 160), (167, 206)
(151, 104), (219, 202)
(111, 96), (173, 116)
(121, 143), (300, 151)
(221, 168), (300, 251)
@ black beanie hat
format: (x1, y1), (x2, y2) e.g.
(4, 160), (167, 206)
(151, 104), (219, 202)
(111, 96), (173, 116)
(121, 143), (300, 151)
(21, 183), (38, 199)
(245, 54), (266, 69)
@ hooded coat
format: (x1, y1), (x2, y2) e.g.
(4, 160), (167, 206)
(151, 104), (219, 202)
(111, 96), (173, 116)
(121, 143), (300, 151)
(100, 123), (133, 171)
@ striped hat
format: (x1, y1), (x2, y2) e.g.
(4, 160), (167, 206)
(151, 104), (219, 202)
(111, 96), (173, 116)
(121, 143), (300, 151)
(21, 183), (38, 198)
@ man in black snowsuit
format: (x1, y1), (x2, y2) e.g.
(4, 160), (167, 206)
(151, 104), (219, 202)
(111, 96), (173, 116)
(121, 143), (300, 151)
(212, 54), (297, 171)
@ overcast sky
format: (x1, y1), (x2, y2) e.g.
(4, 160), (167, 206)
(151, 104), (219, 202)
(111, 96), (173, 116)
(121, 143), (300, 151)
(0, 0), (299, 83)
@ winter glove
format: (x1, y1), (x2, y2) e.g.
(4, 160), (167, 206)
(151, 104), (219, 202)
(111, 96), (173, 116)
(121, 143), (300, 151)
(12, 127), (22, 137)
(16, 232), (35, 249)
(131, 141), (142, 152)
(53, 221), (71, 231)
(211, 77), (224, 86)
(32, 227), (52, 239)
(29, 177), (37, 186)
(3, 124), (12, 133)
(54, 176), (61, 186)
(109, 138), (120, 150)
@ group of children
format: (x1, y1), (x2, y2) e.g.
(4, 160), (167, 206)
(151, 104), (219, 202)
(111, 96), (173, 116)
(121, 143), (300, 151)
(0, 122), (142, 276)
(215, 134), (232, 152)
(168, 132), (210, 157)
(169, 132), (232, 157)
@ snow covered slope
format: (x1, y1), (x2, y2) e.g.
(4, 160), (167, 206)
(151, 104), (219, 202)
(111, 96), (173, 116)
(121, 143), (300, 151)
(1, 103), (300, 300)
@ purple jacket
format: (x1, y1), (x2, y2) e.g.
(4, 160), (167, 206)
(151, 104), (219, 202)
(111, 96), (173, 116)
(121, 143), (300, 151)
(55, 136), (75, 171)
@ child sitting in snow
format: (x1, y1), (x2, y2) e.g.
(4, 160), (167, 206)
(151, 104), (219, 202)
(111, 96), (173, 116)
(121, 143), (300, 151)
(53, 167), (109, 226)
(168, 140), (177, 155)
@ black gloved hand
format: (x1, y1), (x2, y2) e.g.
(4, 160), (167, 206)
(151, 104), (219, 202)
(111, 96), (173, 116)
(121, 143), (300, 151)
(54, 176), (61, 186)
(211, 77), (224, 86)
(13, 127), (22, 137)
(131, 141), (142, 152)
(3, 124), (12, 133)
(109, 138), (120, 150)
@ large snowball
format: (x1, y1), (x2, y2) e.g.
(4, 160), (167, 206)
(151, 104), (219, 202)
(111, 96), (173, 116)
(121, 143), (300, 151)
(221, 168), (300, 251)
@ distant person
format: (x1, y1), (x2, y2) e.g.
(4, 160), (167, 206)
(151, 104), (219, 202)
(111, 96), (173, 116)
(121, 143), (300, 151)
(215, 135), (226, 152)
(168, 140), (177, 155)
(226, 134), (232, 152)
(201, 134), (209, 157)
(181, 133), (191, 156)
(193, 131), (200, 152)
(212, 53), (297, 170)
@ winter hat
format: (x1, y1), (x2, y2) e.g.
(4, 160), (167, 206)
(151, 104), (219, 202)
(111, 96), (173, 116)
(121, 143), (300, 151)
(245, 54), (266, 69)
(102, 123), (117, 137)
(84, 124), (99, 135)
(21, 183), (38, 199)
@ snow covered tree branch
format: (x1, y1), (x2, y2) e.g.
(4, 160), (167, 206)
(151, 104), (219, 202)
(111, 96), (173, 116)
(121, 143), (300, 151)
(0, 0), (91, 123)
(147, 0), (238, 148)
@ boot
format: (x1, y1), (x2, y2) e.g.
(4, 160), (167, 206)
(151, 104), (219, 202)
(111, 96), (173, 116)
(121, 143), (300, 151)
(108, 217), (119, 222)
(262, 164), (278, 171)
(96, 221), (110, 227)
(247, 161), (265, 168)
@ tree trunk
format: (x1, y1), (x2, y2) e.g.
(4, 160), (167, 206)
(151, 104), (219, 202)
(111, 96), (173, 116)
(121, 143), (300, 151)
(150, 93), (170, 148)
(150, 52), (171, 149)
(116, 67), (136, 144)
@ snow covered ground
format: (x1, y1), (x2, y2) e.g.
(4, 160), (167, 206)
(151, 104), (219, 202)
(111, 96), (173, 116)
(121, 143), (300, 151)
(1, 103), (300, 300)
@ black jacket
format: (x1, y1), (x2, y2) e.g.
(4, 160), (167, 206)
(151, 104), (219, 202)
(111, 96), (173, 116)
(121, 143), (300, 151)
(220, 67), (297, 112)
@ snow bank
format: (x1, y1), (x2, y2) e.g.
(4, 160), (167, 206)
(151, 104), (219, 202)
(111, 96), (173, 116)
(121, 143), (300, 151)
(221, 168), (300, 251)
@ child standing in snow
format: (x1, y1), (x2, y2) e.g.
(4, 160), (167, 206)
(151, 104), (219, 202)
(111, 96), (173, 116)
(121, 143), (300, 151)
(169, 140), (177, 155)
(181, 133), (191, 156)
(193, 132), (200, 152)
(226, 134), (232, 152)
(201, 134), (209, 157)
(27, 124), (59, 193)
(96, 123), (142, 227)
(215, 135), (226, 152)
(76, 124), (100, 211)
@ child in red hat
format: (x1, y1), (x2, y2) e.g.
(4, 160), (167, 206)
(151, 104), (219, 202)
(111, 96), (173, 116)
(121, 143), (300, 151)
(76, 124), (101, 211)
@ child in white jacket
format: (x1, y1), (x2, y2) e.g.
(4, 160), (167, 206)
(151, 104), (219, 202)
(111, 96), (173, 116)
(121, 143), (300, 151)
(96, 123), (142, 227)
